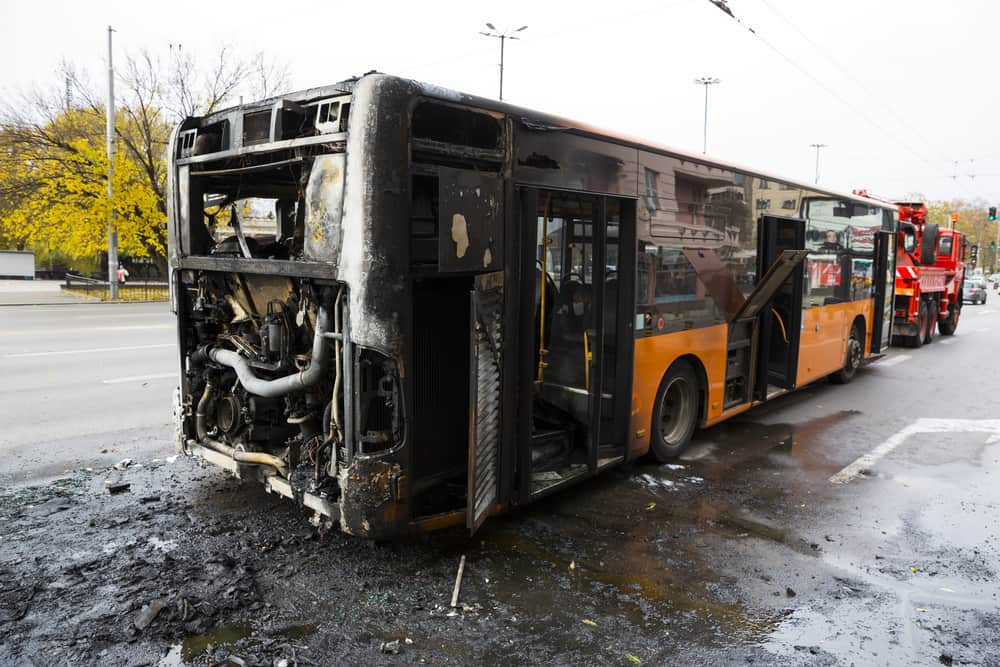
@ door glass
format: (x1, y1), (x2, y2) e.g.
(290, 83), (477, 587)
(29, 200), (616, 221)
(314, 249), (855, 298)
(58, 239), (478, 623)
(537, 194), (595, 394)
(881, 233), (894, 345)
(601, 202), (620, 413)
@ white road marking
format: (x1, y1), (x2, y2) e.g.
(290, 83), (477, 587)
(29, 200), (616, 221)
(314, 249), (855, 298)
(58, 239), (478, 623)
(102, 372), (177, 385)
(0, 324), (172, 336)
(4, 343), (174, 358)
(877, 355), (910, 368)
(830, 418), (1000, 484)
(972, 327), (989, 333)
(977, 308), (994, 315)
(939, 338), (957, 345)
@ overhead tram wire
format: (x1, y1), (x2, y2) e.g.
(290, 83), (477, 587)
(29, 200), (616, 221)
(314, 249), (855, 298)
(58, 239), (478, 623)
(754, 0), (956, 171)
(702, 0), (986, 200)
(402, 0), (694, 76)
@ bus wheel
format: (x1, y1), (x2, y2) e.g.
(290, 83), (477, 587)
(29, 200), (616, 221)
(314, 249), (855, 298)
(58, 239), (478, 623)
(829, 324), (863, 384)
(650, 360), (699, 461)
(938, 303), (959, 336)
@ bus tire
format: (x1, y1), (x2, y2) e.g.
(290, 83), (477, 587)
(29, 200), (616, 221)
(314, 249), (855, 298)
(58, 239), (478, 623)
(829, 323), (863, 384)
(650, 360), (700, 461)
(938, 303), (959, 336)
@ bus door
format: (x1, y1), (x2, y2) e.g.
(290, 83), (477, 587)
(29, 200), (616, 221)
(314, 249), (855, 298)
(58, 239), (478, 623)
(755, 216), (806, 398)
(869, 230), (894, 352)
(515, 189), (633, 501)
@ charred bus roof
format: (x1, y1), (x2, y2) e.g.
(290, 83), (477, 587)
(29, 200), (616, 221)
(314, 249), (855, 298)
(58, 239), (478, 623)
(171, 72), (876, 210)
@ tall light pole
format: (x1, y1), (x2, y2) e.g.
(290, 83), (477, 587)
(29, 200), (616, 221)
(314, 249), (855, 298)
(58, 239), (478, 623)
(106, 25), (119, 300)
(480, 23), (527, 100)
(810, 143), (828, 184)
(693, 77), (720, 154)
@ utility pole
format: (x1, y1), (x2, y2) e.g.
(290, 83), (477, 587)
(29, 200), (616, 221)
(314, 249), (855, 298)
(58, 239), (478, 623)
(994, 220), (1000, 272)
(480, 23), (527, 101)
(810, 143), (828, 184)
(693, 77), (720, 154)
(106, 26), (118, 300)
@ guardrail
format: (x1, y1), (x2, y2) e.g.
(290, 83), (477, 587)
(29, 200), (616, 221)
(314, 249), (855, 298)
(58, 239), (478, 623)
(62, 273), (168, 302)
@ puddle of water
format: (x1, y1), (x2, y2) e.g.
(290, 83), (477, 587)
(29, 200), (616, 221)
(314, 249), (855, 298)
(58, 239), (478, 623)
(159, 623), (316, 664)
(762, 604), (896, 663)
(180, 623), (253, 662)
(682, 410), (863, 480)
(483, 526), (776, 638)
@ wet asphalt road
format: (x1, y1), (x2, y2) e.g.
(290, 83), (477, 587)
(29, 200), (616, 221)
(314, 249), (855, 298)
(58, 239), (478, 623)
(1, 300), (998, 666)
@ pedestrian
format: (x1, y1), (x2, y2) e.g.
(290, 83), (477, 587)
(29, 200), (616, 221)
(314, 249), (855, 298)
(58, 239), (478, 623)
(116, 262), (129, 285)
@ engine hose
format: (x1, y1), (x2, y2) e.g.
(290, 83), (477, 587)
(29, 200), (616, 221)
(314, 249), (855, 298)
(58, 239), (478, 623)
(322, 400), (333, 440)
(204, 304), (332, 398)
(195, 381), (216, 441)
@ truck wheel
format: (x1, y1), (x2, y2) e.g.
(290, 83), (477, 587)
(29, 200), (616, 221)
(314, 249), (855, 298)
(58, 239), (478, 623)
(938, 303), (959, 336)
(910, 303), (926, 348)
(650, 360), (700, 461)
(830, 323), (863, 384)
(923, 302), (935, 344)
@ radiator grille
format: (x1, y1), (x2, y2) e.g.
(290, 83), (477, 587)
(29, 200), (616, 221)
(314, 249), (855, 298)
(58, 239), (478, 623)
(469, 282), (503, 531)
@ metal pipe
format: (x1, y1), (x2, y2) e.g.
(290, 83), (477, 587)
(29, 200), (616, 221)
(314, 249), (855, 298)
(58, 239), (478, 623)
(195, 380), (216, 441)
(197, 437), (289, 478)
(331, 287), (344, 440)
(207, 305), (331, 398)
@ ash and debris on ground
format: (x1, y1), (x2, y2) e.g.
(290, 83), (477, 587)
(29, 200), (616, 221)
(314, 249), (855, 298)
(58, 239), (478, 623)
(0, 433), (996, 666)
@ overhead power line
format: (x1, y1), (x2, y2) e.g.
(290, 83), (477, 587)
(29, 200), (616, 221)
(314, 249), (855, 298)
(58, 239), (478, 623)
(755, 0), (955, 168)
(702, 0), (986, 200)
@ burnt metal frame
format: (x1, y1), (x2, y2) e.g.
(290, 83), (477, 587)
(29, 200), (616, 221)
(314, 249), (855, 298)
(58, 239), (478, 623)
(515, 188), (539, 505)
(500, 150), (521, 508)
(609, 199), (638, 459)
(587, 197), (607, 474)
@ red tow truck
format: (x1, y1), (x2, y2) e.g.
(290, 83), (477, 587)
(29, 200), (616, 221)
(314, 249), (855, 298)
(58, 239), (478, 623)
(890, 201), (966, 346)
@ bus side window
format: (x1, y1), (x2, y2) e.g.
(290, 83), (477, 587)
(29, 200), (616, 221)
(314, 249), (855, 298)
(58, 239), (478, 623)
(636, 243), (720, 334)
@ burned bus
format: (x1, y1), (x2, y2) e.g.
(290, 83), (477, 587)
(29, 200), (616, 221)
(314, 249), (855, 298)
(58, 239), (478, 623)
(167, 74), (895, 538)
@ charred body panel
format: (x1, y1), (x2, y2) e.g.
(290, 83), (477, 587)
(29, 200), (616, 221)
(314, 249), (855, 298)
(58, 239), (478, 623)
(168, 75), (463, 538)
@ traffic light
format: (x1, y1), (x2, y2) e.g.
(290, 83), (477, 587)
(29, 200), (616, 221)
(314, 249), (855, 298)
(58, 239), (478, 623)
(990, 206), (997, 221)
(992, 241), (997, 250)
(971, 244), (979, 262)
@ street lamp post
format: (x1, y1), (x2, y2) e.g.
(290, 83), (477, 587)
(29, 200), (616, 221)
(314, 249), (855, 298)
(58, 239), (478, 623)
(106, 25), (119, 300)
(810, 143), (828, 184)
(480, 23), (527, 100)
(693, 77), (720, 154)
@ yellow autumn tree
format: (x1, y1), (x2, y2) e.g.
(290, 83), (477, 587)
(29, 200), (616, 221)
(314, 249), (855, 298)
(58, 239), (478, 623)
(0, 104), (167, 262)
(0, 49), (289, 268)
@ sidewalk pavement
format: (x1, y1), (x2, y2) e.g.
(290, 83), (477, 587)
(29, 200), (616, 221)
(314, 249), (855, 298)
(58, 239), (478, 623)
(0, 279), (93, 306)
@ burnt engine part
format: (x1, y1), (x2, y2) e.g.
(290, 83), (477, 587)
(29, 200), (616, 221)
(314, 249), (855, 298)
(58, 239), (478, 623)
(195, 305), (331, 399)
(216, 394), (244, 435)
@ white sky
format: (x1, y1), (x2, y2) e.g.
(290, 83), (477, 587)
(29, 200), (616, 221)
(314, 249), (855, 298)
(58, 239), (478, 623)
(2, 0), (998, 202)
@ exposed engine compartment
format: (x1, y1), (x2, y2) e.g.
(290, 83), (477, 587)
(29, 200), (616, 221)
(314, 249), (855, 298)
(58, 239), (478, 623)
(176, 271), (358, 516)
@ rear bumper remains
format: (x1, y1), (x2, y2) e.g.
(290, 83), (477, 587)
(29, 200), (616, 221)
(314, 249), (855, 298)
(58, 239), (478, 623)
(189, 443), (340, 521)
